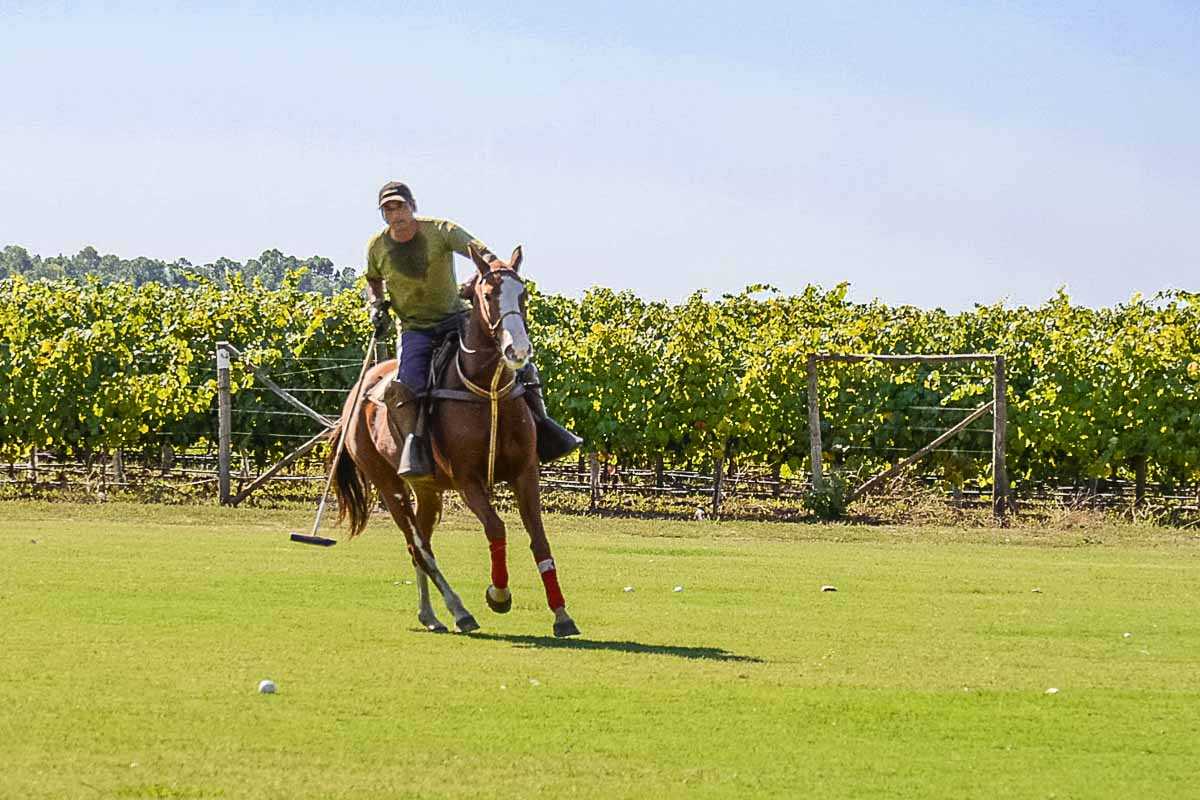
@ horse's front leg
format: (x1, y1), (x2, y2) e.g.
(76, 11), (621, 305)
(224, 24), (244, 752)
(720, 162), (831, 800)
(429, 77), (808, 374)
(512, 464), (580, 638)
(410, 486), (478, 633)
(457, 479), (514, 615)
(375, 479), (450, 633)
(413, 563), (448, 633)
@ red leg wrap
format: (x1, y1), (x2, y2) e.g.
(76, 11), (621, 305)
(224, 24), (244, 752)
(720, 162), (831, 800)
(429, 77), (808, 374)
(538, 561), (565, 610)
(489, 539), (508, 589)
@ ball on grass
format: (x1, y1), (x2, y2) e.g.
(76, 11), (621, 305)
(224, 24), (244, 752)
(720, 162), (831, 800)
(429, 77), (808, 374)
(258, 679), (277, 694)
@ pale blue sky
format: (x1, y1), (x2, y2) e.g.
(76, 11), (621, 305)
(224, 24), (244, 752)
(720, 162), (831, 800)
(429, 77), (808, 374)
(2, 1), (1196, 309)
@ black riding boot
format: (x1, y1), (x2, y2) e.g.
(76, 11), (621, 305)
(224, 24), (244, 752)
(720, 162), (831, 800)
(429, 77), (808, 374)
(399, 399), (435, 478)
(383, 381), (434, 478)
(519, 363), (583, 464)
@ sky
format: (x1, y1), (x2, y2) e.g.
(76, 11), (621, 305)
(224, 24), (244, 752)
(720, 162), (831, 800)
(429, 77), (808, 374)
(1, 1), (1197, 310)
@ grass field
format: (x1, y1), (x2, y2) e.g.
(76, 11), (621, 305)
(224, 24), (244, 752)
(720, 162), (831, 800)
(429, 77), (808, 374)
(2, 502), (1198, 799)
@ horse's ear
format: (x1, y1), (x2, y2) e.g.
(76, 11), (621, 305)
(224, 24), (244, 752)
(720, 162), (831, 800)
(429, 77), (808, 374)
(468, 244), (491, 276)
(509, 245), (523, 273)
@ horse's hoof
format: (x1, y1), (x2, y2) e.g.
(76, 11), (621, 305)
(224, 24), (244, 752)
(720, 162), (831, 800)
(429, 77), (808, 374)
(426, 623), (449, 634)
(485, 587), (512, 614)
(553, 619), (581, 638)
(455, 615), (480, 634)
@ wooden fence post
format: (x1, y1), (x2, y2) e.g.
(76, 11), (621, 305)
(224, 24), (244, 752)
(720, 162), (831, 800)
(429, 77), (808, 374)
(589, 452), (601, 512)
(807, 354), (823, 490)
(217, 342), (232, 505)
(992, 355), (1008, 520)
(712, 450), (725, 519)
(112, 449), (126, 484)
(1134, 455), (1147, 508)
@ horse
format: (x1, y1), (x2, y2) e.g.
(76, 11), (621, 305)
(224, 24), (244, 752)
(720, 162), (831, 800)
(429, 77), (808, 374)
(328, 244), (581, 638)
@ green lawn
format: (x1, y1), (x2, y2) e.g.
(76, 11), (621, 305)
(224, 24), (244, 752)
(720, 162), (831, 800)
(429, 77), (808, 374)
(2, 502), (1198, 799)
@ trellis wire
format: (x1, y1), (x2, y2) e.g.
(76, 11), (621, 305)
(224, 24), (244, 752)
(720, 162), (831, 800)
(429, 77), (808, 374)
(267, 363), (360, 378)
(234, 409), (322, 417)
(841, 445), (993, 455)
(230, 431), (321, 439)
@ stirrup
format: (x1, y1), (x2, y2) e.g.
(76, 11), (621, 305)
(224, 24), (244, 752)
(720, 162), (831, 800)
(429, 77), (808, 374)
(399, 433), (434, 477)
(536, 419), (583, 464)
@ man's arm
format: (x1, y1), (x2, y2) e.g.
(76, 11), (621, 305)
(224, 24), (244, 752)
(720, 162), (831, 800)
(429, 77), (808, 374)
(363, 240), (391, 335)
(366, 277), (386, 306)
(435, 220), (501, 266)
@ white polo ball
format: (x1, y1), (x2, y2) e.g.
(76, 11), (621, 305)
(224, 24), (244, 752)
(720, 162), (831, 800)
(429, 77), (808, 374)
(258, 679), (277, 694)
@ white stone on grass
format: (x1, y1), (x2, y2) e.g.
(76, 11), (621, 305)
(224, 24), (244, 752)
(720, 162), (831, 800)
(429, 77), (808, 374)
(258, 679), (277, 694)
(673, 586), (684, 593)
(1045, 687), (1059, 695)
(623, 586), (634, 592)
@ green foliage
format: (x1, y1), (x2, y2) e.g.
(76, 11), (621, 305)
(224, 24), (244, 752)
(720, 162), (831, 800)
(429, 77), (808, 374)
(0, 273), (368, 464)
(2, 271), (1198, 491)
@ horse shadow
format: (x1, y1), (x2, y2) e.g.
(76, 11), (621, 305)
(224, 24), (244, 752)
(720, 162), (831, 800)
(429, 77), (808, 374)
(462, 631), (765, 663)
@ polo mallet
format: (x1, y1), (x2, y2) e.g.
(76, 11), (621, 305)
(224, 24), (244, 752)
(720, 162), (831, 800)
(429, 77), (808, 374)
(290, 332), (378, 547)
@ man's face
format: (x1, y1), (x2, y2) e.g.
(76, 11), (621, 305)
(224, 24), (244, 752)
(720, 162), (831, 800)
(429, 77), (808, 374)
(381, 199), (414, 229)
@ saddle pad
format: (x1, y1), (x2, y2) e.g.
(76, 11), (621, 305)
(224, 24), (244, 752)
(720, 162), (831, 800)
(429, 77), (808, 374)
(365, 368), (396, 408)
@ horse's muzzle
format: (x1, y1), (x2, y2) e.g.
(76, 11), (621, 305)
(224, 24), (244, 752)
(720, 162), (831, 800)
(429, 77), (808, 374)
(502, 343), (532, 372)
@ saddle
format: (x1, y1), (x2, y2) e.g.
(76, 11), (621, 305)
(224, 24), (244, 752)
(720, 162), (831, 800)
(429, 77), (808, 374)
(364, 314), (526, 409)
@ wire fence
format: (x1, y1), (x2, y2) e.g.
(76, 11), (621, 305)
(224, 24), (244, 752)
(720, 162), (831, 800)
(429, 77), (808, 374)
(8, 350), (1199, 526)
(6, 447), (1198, 525)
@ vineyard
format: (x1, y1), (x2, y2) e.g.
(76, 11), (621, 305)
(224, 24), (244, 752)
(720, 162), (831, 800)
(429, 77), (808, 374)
(2, 273), (1199, 515)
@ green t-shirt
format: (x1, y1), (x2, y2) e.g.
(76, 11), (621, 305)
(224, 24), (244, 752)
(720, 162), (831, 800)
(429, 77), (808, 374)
(364, 218), (493, 331)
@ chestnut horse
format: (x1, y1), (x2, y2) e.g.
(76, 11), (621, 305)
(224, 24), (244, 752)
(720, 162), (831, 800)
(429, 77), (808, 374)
(329, 245), (580, 638)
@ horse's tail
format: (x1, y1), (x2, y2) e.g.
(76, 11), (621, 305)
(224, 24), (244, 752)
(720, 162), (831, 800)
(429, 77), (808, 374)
(328, 422), (371, 538)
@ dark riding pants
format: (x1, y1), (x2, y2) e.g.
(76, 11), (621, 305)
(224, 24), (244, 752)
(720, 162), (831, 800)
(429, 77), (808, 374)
(396, 329), (435, 391)
(394, 312), (466, 392)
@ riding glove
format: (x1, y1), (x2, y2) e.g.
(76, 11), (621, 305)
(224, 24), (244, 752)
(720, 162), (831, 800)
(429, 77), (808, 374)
(369, 299), (392, 337)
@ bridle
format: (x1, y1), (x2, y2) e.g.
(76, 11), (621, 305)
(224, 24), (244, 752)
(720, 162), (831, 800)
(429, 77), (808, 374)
(473, 268), (528, 339)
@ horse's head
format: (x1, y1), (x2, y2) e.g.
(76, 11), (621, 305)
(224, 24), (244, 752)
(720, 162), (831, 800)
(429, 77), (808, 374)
(467, 244), (532, 372)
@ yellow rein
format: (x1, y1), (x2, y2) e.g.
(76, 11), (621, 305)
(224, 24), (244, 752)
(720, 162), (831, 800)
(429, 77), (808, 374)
(455, 353), (517, 488)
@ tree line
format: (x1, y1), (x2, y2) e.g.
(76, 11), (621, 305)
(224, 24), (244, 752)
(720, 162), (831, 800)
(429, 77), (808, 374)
(0, 245), (358, 295)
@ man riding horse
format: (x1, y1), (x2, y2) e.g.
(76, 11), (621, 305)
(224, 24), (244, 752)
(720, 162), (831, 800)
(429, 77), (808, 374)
(364, 180), (581, 478)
